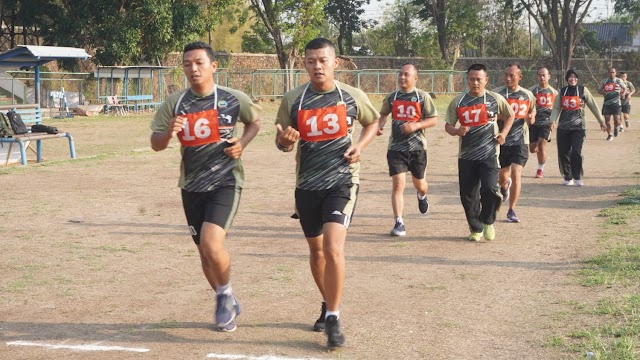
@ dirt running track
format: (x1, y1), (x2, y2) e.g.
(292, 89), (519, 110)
(1, 98), (639, 359)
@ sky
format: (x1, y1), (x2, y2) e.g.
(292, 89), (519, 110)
(363, 0), (616, 23)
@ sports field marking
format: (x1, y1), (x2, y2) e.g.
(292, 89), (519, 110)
(7, 340), (150, 353)
(206, 354), (325, 360)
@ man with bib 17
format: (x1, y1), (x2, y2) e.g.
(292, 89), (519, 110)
(445, 63), (514, 242)
(150, 42), (261, 332)
(275, 38), (379, 348)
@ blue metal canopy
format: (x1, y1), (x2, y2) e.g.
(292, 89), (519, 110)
(0, 45), (91, 103)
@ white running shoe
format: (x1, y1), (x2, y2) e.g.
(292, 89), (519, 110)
(562, 179), (574, 186)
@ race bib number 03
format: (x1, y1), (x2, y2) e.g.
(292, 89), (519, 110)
(457, 103), (489, 127)
(297, 104), (348, 142)
(561, 95), (580, 111)
(178, 109), (221, 147)
(536, 92), (554, 108)
(391, 100), (422, 122)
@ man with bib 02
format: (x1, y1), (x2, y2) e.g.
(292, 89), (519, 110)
(377, 63), (438, 237)
(445, 63), (514, 242)
(275, 38), (379, 348)
(150, 42), (261, 332)
(493, 63), (536, 223)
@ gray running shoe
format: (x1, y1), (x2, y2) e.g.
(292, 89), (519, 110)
(501, 178), (512, 203)
(215, 293), (237, 330)
(417, 192), (429, 214)
(325, 315), (346, 348)
(390, 220), (406, 236)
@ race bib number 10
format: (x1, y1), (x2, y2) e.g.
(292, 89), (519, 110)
(297, 104), (348, 142)
(178, 109), (221, 147)
(391, 100), (422, 122)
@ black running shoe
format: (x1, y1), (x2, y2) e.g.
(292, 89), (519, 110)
(417, 192), (429, 214)
(325, 315), (346, 348)
(313, 301), (326, 332)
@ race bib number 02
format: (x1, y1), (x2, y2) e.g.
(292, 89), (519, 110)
(178, 109), (221, 147)
(457, 103), (489, 127)
(297, 104), (348, 142)
(507, 98), (530, 118)
(391, 100), (422, 122)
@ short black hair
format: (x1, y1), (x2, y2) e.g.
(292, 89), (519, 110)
(304, 38), (336, 53)
(506, 63), (522, 71)
(537, 67), (550, 74)
(183, 41), (215, 62)
(467, 63), (487, 74)
(619, 71), (627, 76)
(401, 63), (418, 72)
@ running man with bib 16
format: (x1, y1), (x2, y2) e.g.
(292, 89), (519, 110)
(150, 42), (261, 332)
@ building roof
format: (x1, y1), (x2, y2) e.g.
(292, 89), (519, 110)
(0, 45), (90, 68)
(582, 23), (634, 47)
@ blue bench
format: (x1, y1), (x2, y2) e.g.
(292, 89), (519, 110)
(123, 95), (161, 113)
(0, 104), (76, 165)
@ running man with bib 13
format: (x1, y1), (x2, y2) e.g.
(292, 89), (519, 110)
(445, 63), (514, 242)
(275, 38), (379, 348)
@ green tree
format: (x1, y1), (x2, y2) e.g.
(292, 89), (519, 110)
(411, 0), (485, 67)
(614, 0), (640, 22)
(249, 0), (327, 90)
(324, 0), (375, 55)
(518, 0), (596, 74)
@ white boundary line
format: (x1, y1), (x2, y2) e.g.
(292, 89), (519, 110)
(206, 354), (325, 360)
(7, 340), (150, 353)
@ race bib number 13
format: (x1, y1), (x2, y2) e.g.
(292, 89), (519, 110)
(297, 104), (348, 142)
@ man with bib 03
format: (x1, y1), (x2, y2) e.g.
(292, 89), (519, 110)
(493, 63), (536, 224)
(377, 63), (438, 237)
(445, 63), (514, 242)
(275, 38), (379, 348)
(150, 42), (261, 332)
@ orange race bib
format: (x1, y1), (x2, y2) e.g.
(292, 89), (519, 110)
(178, 109), (221, 147)
(297, 104), (348, 142)
(457, 102), (489, 127)
(603, 83), (616, 93)
(561, 95), (580, 111)
(391, 100), (422, 122)
(507, 98), (530, 119)
(535, 92), (554, 108)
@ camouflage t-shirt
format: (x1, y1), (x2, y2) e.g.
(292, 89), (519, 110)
(623, 81), (635, 106)
(493, 85), (535, 146)
(151, 86), (261, 192)
(379, 88), (437, 152)
(528, 84), (558, 126)
(601, 77), (627, 106)
(275, 81), (379, 190)
(445, 91), (513, 160)
(549, 85), (603, 131)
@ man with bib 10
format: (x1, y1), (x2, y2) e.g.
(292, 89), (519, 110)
(377, 63), (438, 237)
(549, 69), (605, 186)
(275, 38), (379, 348)
(528, 67), (558, 179)
(150, 42), (261, 332)
(445, 63), (514, 242)
(493, 63), (536, 224)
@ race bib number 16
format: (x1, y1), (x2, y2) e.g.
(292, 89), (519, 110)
(178, 109), (221, 147)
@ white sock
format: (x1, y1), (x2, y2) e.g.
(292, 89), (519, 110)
(395, 216), (404, 224)
(417, 192), (427, 200)
(325, 310), (340, 320)
(216, 282), (232, 296)
(538, 164), (544, 171)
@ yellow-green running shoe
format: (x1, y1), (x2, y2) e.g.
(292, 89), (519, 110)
(468, 231), (483, 241)
(483, 224), (495, 241)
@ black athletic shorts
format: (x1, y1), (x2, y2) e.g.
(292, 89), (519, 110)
(529, 123), (552, 143)
(499, 144), (529, 168)
(387, 150), (427, 178)
(181, 186), (241, 244)
(295, 183), (359, 238)
(622, 104), (631, 114)
(602, 104), (621, 116)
